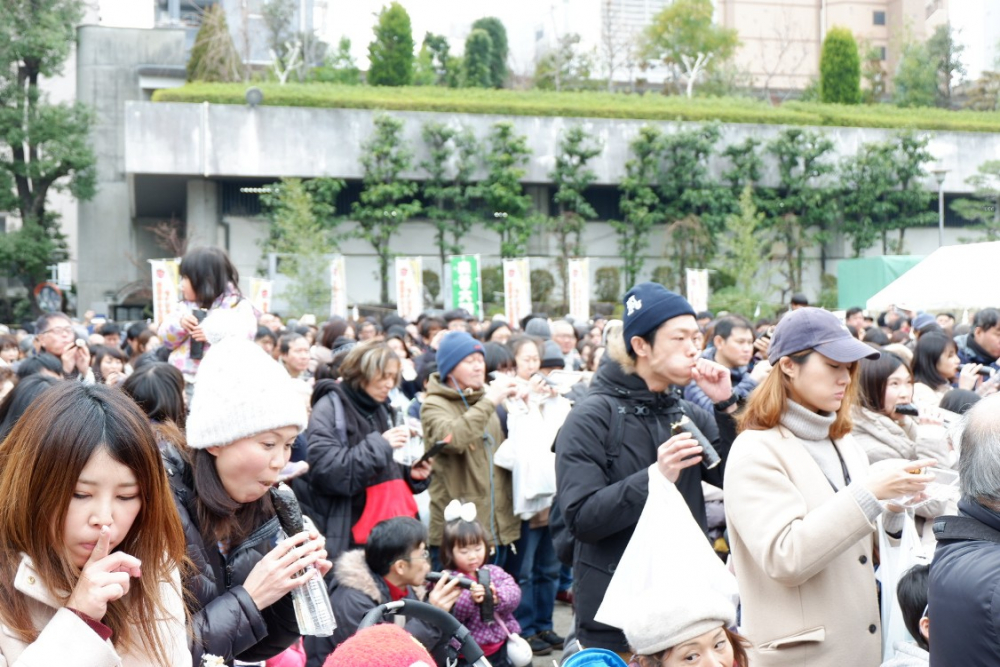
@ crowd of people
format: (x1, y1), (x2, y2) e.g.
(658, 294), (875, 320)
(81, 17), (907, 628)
(2, 245), (1000, 667)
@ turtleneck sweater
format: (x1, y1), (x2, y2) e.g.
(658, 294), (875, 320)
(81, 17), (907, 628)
(780, 400), (896, 528)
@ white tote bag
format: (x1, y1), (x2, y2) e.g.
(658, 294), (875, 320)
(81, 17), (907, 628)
(596, 465), (739, 630)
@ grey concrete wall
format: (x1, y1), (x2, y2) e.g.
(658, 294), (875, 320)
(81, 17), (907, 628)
(77, 26), (187, 312)
(125, 102), (1000, 193)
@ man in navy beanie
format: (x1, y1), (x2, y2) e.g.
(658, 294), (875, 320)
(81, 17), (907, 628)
(555, 282), (740, 655)
(420, 331), (522, 568)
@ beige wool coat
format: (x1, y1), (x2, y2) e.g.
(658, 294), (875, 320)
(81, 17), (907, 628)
(725, 426), (885, 667)
(0, 555), (189, 667)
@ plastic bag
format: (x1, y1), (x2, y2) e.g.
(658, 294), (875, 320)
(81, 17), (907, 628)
(876, 510), (926, 662)
(496, 397), (571, 519)
(596, 465), (738, 630)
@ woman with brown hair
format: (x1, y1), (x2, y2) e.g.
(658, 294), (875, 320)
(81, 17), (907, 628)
(0, 381), (189, 665)
(293, 340), (433, 566)
(724, 308), (936, 667)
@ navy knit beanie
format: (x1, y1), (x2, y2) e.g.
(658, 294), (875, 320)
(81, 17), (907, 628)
(436, 331), (484, 380)
(622, 282), (697, 354)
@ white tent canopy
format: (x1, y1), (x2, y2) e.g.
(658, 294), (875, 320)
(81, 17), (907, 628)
(866, 242), (1000, 311)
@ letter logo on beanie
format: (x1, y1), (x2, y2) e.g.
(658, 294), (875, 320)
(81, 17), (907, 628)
(626, 295), (642, 317)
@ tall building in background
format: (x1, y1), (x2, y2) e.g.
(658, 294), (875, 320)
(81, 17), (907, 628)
(718, 0), (945, 95)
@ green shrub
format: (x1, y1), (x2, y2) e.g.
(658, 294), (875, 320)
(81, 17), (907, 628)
(481, 265), (503, 304)
(152, 82), (1000, 133)
(530, 268), (555, 307)
(820, 27), (861, 105)
(594, 266), (621, 302)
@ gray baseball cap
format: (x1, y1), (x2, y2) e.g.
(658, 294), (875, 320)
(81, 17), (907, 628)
(768, 307), (881, 365)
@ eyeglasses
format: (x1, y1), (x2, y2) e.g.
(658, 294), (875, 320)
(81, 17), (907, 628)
(402, 549), (431, 563)
(41, 326), (74, 337)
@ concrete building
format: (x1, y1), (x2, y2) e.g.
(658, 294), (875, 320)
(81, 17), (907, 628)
(110, 95), (997, 316)
(718, 0), (942, 94)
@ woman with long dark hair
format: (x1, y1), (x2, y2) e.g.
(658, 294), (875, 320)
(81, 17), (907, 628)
(912, 333), (981, 410)
(725, 308), (935, 667)
(0, 382), (188, 664)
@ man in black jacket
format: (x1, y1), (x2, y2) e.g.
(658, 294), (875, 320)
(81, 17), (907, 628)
(304, 517), (461, 667)
(554, 282), (738, 655)
(930, 394), (1000, 665)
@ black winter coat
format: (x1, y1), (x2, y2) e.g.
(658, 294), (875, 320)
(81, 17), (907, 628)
(554, 359), (736, 652)
(303, 550), (444, 667)
(293, 381), (428, 565)
(930, 498), (1000, 666)
(162, 446), (301, 665)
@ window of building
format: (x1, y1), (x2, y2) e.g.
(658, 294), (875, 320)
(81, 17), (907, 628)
(873, 11), (886, 25)
(879, 46), (887, 61)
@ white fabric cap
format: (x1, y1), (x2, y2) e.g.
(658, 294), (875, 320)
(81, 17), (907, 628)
(623, 588), (736, 655)
(186, 337), (308, 449)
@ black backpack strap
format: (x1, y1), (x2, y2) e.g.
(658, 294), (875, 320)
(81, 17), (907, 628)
(933, 515), (1000, 545)
(603, 394), (628, 470)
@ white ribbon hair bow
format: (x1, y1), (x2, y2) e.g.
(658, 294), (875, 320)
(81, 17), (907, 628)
(444, 499), (477, 523)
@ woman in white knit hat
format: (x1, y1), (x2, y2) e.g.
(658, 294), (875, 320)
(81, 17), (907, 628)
(623, 589), (749, 667)
(161, 335), (332, 665)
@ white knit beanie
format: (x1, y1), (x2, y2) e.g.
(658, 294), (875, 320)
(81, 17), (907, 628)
(623, 588), (736, 656)
(186, 336), (308, 449)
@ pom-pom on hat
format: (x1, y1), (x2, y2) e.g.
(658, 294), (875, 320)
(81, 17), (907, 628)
(186, 337), (308, 449)
(435, 331), (484, 381)
(621, 282), (697, 354)
(323, 623), (434, 667)
(767, 307), (881, 365)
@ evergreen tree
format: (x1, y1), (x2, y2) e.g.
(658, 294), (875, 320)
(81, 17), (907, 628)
(926, 23), (966, 106)
(471, 17), (509, 87)
(420, 122), (478, 268)
(312, 37), (361, 84)
(480, 122), (533, 258)
(839, 141), (897, 256)
(711, 186), (772, 318)
(615, 125), (663, 288)
(549, 125), (602, 309)
(352, 115), (422, 303)
(819, 27), (861, 104)
(260, 178), (344, 315)
(367, 2), (415, 86)
(886, 131), (935, 253)
(534, 34), (596, 91)
(764, 128), (836, 296)
(0, 0), (97, 306)
(187, 4), (244, 82)
(893, 40), (937, 108)
(952, 160), (1000, 240)
(462, 29), (493, 88)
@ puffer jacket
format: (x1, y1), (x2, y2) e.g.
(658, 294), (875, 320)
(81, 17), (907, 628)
(683, 347), (759, 413)
(293, 381), (428, 564)
(954, 333), (999, 370)
(554, 356), (735, 652)
(303, 550), (443, 667)
(162, 446), (300, 665)
(421, 373), (520, 548)
(0, 555), (189, 666)
(930, 498), (1000, 666)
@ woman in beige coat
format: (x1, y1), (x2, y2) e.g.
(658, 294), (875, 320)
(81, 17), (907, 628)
(724, 308), (935, 667)
(0, 383), (189, 666)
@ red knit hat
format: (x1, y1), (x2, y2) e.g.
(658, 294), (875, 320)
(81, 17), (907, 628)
(323, 624), (434, 667)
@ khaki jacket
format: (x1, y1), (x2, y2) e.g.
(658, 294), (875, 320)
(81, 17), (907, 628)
(421, 373), (519, 547)
(0, 555), (189, 667)
(724, 426), (883, 667)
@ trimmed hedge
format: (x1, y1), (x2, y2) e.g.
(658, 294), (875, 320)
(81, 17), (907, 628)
(152, 83), (1000, 133)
